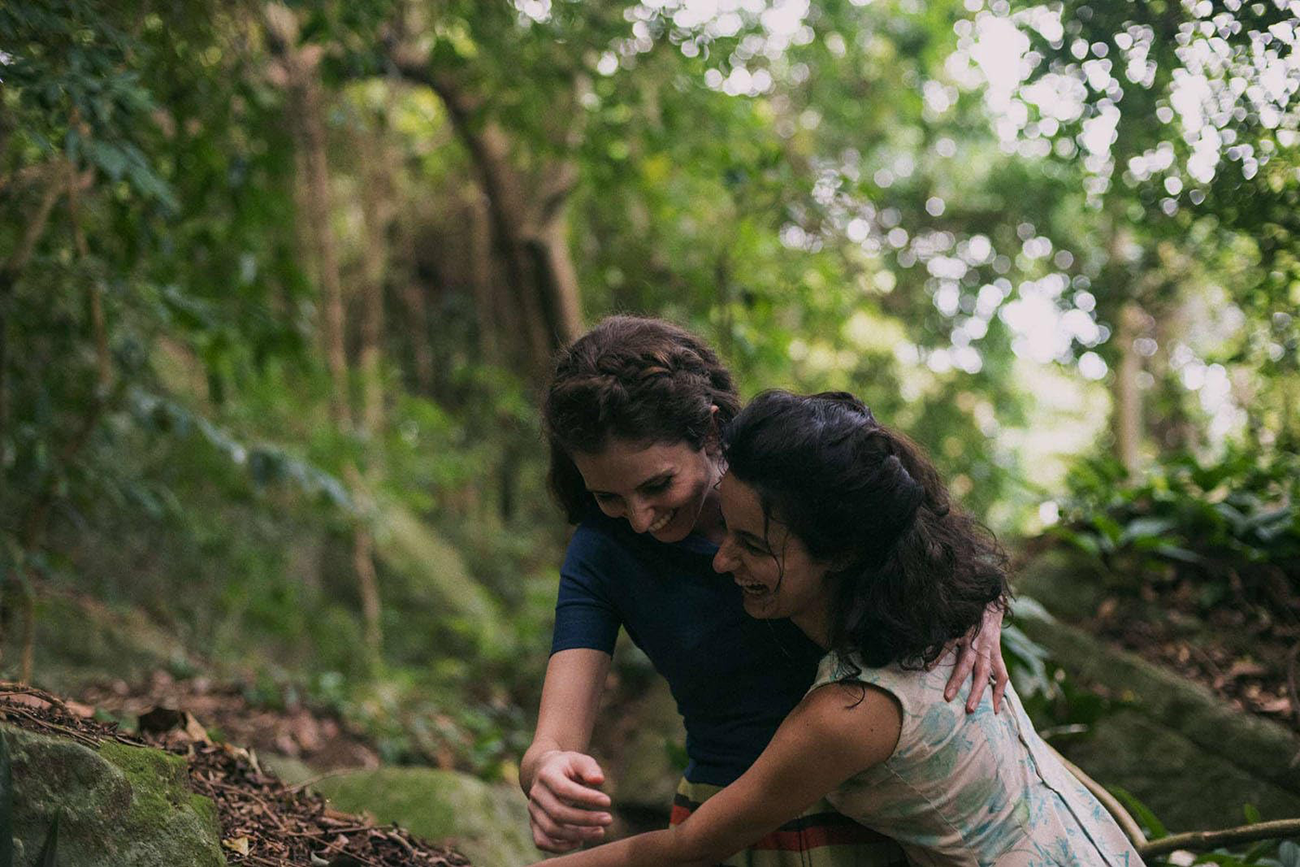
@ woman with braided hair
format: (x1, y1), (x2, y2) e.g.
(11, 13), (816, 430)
(522, 316), (1010, 867)
(528, 390), (1143, 867)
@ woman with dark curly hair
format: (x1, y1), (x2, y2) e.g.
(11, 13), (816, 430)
(530, 390), (1142, 867)
(522, 316), (1010, 867)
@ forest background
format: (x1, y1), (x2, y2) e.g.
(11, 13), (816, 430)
(1, 0), (1298, 851)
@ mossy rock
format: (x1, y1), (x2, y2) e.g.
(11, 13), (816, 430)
(2, 724), (224, 867)
(598, 676), (685, 814)
(312, 767), (535, 867)
(1058, 709), (1300, 832)
(1011, 552), (1300, 831)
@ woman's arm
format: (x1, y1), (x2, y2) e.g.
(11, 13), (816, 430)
(520, 648), (614, 852)
(528, 681), (903, 867)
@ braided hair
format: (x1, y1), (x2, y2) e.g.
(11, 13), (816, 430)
(722, 390), (1008, 668)
(543, 315), (742, 523)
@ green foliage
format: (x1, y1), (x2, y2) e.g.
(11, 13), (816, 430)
(1, 0), (1297, 819)
(1112, 787), (1300, 866)
(1052, 446), (1299, 608)
(1110, 784), (1169, 840)
(1001, 613), (1117, 739)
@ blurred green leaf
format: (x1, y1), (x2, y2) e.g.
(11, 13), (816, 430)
(1108, 786), (1168, 840)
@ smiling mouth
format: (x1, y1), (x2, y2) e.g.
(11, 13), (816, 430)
(735, 578), (769, 597)
(647, 510), (675, 533)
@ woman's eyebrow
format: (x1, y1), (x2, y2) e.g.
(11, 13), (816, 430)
(587, 470), (673, 495)
(636, 471), (673, 490)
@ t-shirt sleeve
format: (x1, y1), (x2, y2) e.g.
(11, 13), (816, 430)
(551, 525), (622, 656)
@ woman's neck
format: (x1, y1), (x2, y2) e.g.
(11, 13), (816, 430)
(791, 600), (833, 651)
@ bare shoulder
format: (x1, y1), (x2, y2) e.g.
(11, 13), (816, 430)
(792, 679), (904, 770)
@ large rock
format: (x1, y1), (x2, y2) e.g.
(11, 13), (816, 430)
(3, 724), (224, 867)
(1014, 550), (1300, 831)
(310, 767), (536, 867)
(1059, 709), (1300, 831)
(597, 675), (686, 815)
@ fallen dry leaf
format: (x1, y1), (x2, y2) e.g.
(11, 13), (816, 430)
(223, 836), (251, 856)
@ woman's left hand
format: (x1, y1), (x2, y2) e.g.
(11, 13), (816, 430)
(942, 604), (1008, 714)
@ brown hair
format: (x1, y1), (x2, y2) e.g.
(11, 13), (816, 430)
(723, 390), (1008, 668)
(543, 315), (742, 523)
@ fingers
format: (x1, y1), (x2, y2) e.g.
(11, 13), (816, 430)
(532, 786), (613, 828)
(990, 649), (1010, 715)
(944, 640), (977, 703)
(543, 768), (612, 810)
(965, 647), (992, 713)
(531, 821), (581, 853)
(527, 752), (613, 853)
(528, 799), (608, 850)
(571, 753), (607, 787)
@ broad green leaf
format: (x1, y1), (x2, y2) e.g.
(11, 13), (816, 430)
(1090, 514), (1124, 547)
(1107, 785), (1168, 840)
(1153, 544), (1204, 565)
(1243, 803), (1261, 824)
(1192, 855), (1252, 866)
(1119, 517), (1176, 546)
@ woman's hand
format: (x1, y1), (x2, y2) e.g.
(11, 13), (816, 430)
(527, 749), (614, 853)
(943, 604), (1009, 714)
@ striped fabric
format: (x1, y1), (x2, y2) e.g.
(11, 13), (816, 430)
(670, 778), (909, 867)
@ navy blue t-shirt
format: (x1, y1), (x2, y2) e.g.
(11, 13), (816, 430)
(551, 509), (825, 787)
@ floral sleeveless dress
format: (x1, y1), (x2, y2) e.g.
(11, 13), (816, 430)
(810, 651), (1145, 867)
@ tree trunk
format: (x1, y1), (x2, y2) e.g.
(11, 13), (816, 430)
(358, 124), (394, 437)
(464, 188), (500, 365)
(266, 4), (383, 663)
(0, 166), (64, 503)
(529, 213), (584, 352)
(1113, 302), (1149, 477)
(267, 7), (349, 424)
(387, 52), (584, 377)
(66, 157), (110, 392)
(397, 273), (434, 394)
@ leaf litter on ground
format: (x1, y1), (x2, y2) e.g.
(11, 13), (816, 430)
(0, 683), (471, 867)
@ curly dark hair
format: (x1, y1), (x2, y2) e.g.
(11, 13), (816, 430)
(721, 390), (1009, 669)
(542, 315), (742, 523)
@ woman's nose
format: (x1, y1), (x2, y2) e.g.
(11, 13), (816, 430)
(713, 538), (737, 573)
(627, 500), (656, 533)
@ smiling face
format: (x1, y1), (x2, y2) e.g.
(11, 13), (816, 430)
(572, 439), (724, 543)
(712, 473), (834, 644)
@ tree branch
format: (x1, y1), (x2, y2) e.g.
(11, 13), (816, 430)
(1049, 745), (1149, 849)
(1139, 818), (1300, 858)
(1, 165), (65, 283)
(66, 152), (110, 391)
